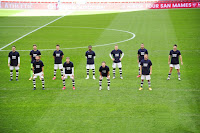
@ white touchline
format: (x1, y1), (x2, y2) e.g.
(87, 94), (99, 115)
(0, 26), (136, 52)
(0, 11), (73, 51)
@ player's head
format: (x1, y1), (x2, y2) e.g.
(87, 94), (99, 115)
(173, 44), (177, 51)
(141, 43), (144, 49)
(115, 44), (118, 50)
(12, 46), (16, 52)
(88, 45), (92, 51)
(56, 44), (60, 50)
(66, 57), (70, 63)
(35, 56), (40, 61)
(33, 44), (37, 50)
(102, 61), (106, 67)
(144, 54), (148, 60)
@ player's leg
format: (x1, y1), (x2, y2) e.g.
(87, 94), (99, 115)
(112, 63), (116, 79)
(33, 74), (36, 90)
(86, 65), (89, 79)
(92, 65), (95, 79)
(147, 75), (152, 90)
(137, 63), (141, 78)
(53, 64), (57, 80)
(118, 63), (123, 79)
(107, 76), (110, 90)
(59, 64), (63, 79)
(15, 66), (19, 81)
(62, 75), (66, 90)
(176, 65), (181, 80)
(71, 75), (75, 90)
(9, 66), (14, 81)
(139, 75), (145, 90)
(40, 73), (45, 90)
(167, 65), (173, 80)
(29, 64), (33, 80)
(99, 76), (103, 90)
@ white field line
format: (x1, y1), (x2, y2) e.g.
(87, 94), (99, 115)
(0, 11), (73, 51)
(0, 26), (136, 52)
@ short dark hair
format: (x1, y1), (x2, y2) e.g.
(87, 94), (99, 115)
(115, 44), (118, 46)
(33, 44), (37, 47)
(88, 45), (92, 48)
(12, 46), (16, 48)
(56, 44), (60, 47)
(174, 44), (177, 47)
(102, 61), (106, 64)
(141, 43), (144, 45)
(66, 57), (70, 59)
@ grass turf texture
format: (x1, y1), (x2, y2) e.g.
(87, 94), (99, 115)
(0, 9), (200, 133)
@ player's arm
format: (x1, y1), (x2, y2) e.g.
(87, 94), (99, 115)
(99, 72), (102, 78)
(150, 66), (152, 75)
(42, 66), (44, 76)
(8, 57), (10, 67)
(109, 53), (114, 61)
(107, 71), (110, 78)
(72, 67), (74, 77)
(18, 56), (20, 67)
(120, 52), (124, 61)
(179, 55), (183, 65)
(140, 65), (142, 75)
(39, 51), (41, 59)
(137, 54), (140, 63)
(168, 55), (171, 65)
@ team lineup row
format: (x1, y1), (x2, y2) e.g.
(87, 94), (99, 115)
(8, 43), (183, 90)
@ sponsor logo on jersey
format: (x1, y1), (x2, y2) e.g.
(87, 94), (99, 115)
(172, 54), (177, 57)
(36, 65), (40, 68)
(12, 56), (16, 59)
(143, 63), (148, 67)
(56, 54), (60, 57)
(88, 55), (92, 58)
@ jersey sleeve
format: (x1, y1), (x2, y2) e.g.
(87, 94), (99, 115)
(169, 50), (172, 55)
(38, 51), (41, 56)
(137, 50), (140, 55)
(93, 52), (96, 56)
(30, 51), (32, 56)
(146, 50), (148, 54)
(53, 51), (55, 56)
(111, 50), (113, 55)
(120, 50), (123, 54)
(17, 52), (20, 57)
(178, 51), (181, 55)
(107, 67), (110, 71)
(41, 62), (44, 67)
(61, 51), (64, 56)
(149, 61), (152, 66)
(85, 52), (87, 56)
(71, 63), (74, 67)
(8, 52), (11, 57)
(99, 67), (101, 72)
(140, 60), (143, 66)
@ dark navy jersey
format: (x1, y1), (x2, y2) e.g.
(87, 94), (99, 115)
(8, 51), (20, 66)
(99, 66), (110, 77)
(140, 59), (152, 75)
(169, 50), (181, 64)
(138, 48), (148, 62)
(53, 50), (64, 64)
(111, 49), (123, 63)
(85, 50), (96, 64)
(63, 62), (74, 74)
(33, 60), (44, 74)
(30, 50), (41, 63)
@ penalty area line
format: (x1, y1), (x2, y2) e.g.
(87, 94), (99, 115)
(0, 11), (73, 51)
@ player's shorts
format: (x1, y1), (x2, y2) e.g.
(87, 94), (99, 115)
(33, 72), (44, 79)
(54, 64), (63, 70)
(10, 66), (19, 70)
(112, 62), (122, 68)
(64, 74), (74, 79)
(141, 75), (151, 80)
(170, 64), (180, 69)
(86, 64), (95, 69)
(138, 62), (141, 67)
(100, 75), (110, 80)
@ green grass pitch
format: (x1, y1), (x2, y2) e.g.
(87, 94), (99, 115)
(0, 9), (200, 133)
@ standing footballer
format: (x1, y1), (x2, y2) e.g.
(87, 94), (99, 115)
(62, 57), (75, 90)
(29, 44), (41, 80)
(109, 45), (124, 79)
(137, 43), (148, 78)
(99, 61), (110, 90)
(139, 54), (152, 91)
(8, 46), (20, 81)
(52, 45), (64, 80)
(32, 56), (45, 90)
(167, 44), (183, 81)
(85, 45), (96, 80)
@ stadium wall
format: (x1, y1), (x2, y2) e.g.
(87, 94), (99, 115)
(0, 1), (200, 10)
